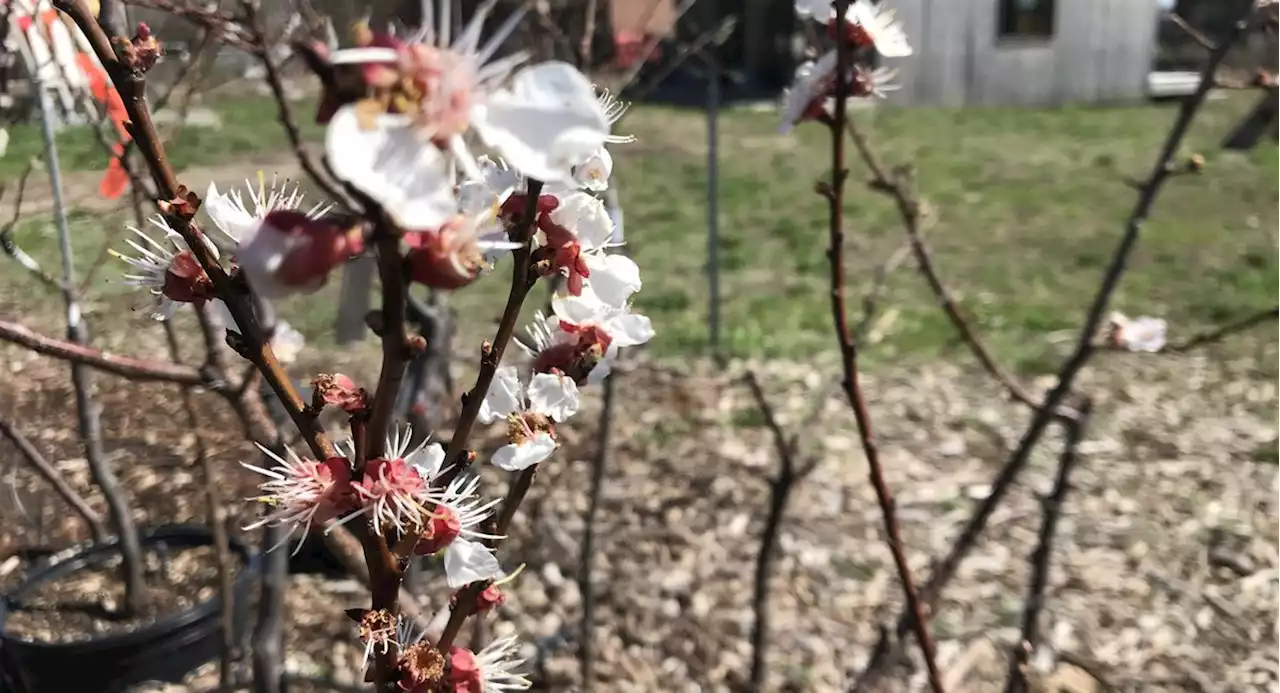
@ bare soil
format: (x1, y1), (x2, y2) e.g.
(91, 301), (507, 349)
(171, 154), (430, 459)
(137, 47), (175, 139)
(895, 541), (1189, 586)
(0, 311), (1275, 692)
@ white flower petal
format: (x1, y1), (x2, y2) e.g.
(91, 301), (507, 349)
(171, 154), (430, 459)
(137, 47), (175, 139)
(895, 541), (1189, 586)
(271, 320), (307, 365)
(478, 366), (523, 424)
(846, 0), (913, 58)
(794, 0), (832, 18)
(1125, 317), (1167, 353)
(551, 290), (610, 325)
(408, 442), (448, 479)
(527, 373), (580, 422)
(472, 62), (609, 183)
(491, 433), (557, 471)
(473, 106), (608, 184)
(606, 313), (654, 348)
(237, 224), (306, 298)
(204, 181), (257, 244)
(329, 47), (399, 64)
(325, 105), (455, 229)
(586, 343), (618, 385)
(572, 147), (612, 191)
(780, 51), (838, 134)
(552, 191), (613, 250)
(444, 538), (502, 588)
(583, 254), (641, 308)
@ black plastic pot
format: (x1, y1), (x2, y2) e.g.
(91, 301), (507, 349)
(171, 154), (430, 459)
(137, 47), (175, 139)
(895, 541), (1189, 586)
(0, 524), (260, 693)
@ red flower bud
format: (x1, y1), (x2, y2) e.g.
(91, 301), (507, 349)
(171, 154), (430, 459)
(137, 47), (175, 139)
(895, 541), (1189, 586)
(413, 506), (461, 556)
(473, 584), (505, 614)
(161, 250), (214, 306)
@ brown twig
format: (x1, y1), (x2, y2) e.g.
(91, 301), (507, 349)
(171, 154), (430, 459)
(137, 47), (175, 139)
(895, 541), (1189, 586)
(579, 0), (600, 66)
(73, 31), (216, 291)
(366, 228), (411, 462)
(822, 2), (944, 690)
(441, 180), (545, 475)
(0, 416), (108, 543)
(742, 368), (820, 690)
(851, 5), (1255, 689)
(1163, 305), (1279, 352)
(0, 318), (208, 385)
(1005, 397), (1093, 693)
(121, 0), (255, 51)
(163, 315), (236, 691)
(361, 219), (414, 689)
(842, 120), (1071, 419)
(577, 356), (616, 689)
(852, 242), (910, 343)
(147, 29), (221, 150)
(435, 462), (539, 650)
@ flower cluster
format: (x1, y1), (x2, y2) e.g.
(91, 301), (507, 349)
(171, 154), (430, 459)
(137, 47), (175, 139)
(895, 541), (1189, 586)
(357, 614), (529, 692)
(780, 0), (912, 133)
(114, 2), (665, 687)
(247, 423), (536, 690)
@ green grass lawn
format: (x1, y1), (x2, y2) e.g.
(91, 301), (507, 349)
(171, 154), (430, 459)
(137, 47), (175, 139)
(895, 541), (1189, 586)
(1, 93), (1275, 373)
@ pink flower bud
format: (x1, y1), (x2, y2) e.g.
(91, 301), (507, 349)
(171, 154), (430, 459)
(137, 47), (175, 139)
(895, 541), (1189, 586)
(413, 506), (461, 556)
(473, 584), (505, 614)
(445, 647), (482, 692)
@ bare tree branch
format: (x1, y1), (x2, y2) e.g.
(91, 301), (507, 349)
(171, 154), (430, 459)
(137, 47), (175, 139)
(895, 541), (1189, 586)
(823, 2), (944, 689)
(1005, 397), (1093, 693)
(0, 416), (108, 543)
(852, 4), (1257, 688)
(0, 318), (209, 385)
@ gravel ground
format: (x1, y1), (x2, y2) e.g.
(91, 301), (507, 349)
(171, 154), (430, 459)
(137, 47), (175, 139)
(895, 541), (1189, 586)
(1, 329), (1276, 693)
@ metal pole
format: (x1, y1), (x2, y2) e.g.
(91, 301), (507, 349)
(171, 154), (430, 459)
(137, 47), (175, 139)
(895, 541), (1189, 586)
(706, 50), (721, 356)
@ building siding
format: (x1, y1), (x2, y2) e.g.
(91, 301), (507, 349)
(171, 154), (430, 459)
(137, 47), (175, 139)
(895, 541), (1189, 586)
(883, 0), (1160, 107)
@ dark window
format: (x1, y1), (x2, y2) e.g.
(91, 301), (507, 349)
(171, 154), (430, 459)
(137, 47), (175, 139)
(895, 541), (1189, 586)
(999, 0), (1056, 39)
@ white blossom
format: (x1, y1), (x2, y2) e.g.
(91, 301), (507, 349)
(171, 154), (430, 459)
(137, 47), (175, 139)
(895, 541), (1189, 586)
(479, 365), (579, 472)
(571, 146), (613, 192)
(545, 191), (641, 307)
(844, 0), (913, 57)
(204, 173), (329, 248)
(473, 61), (613, 184)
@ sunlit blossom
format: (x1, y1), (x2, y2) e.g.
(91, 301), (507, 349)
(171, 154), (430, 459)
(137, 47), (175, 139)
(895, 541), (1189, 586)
(242, 445), (354, 554)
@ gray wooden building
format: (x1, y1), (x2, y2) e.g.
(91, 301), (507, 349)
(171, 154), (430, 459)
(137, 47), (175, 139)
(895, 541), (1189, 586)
(879, 0), (1163, 106)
